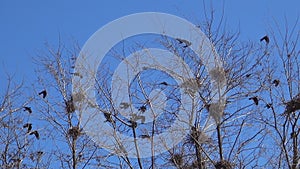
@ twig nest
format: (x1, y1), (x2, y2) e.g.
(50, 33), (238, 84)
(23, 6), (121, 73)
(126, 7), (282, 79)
(215, 160), (232, 169)
(68, 126), (81, 140)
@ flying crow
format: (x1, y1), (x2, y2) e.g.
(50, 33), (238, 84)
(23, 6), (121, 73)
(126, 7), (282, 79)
(23, 107), (32, 114)
(260, 35), (270, 44)
(29, 130), (40, 140)
(38, 90), (47, 98)
(249, 97), (259, 105)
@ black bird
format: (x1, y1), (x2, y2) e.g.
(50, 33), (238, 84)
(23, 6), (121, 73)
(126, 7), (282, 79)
(273, 79), (280, 87)
(23, 106), (32, 114)
(29, 130), (40, 140)
(249, 97), (259, 105)
(245, 74), (251, 78)
(39, 90), (47, 98)
(140, 134), (150, 139)
(129, 120), (137, 128)
(103, 112), (114, 123)
(139, 106), (147, 113)
(260, 35), (270, 44)
(266, 103), (272, 109)
(23, 123), (32, 133)
(176, 38), (192, 48)
(160, 82), (168, 86)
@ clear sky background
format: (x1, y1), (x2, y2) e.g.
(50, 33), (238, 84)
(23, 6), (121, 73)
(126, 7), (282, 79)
(0, 0), (299, 88)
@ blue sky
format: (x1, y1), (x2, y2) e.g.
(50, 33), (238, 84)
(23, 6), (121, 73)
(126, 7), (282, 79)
(0, 0), (299, 88)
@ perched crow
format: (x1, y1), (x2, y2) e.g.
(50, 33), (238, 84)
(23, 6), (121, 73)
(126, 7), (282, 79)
(129, 120), (137, 128)
(139, 106), (147, 113)
(273, 79), (280, 87)
(29, 130), (40, 140)
(260, 35), (270, 44)
(249, 97), (259, 105)
(38, 90), (47, 98)
(23, 106), (32, 114)
(23, 123), (32, 133)
(176, 38), (192, 48)
(140, 134), (150, 139)
(160, 82), (168, 86)
(65, 98), (75, 113)
(103, 112), (114, 123)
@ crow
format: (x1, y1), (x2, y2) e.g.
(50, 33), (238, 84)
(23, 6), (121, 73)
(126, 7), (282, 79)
(103, 112), (114, 123)
(273, 79), (280, 87)
(160, 82), (168, 86)
(38, 90), (47, 98)
(176, 38), (192, 48)
(23, 106), (32, 114)
(29, 130), (40, 140)
(260, 35), (270, 44)
(139, 106), (147, 113)
(23, 123), (32, 133)
(249, 97), (259, 105)
(129, 120), (137, 128)
(266, 103), (272, 109)
(140, 134), (150, 139)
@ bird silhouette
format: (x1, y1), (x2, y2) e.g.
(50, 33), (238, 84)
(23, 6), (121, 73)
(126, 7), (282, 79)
(139, 106), (147, 113)
(273, 79), (280, 87)
(29, 130), (40, 140)
(38, 90), (47, 98)
(260, 35), (270, 44)
(23, 106), (32, 113)
(176, 38), (192, 48)
(129, 120), (137, 128)
(23, 123), (32, 133)
(140, 134), (150, 139)
(265, 103), (272, 109)
(245, 74), (251, 78)
(249, 97), (259, 105)
(160, 82), (168, 86)
(103, 112), (114, 123)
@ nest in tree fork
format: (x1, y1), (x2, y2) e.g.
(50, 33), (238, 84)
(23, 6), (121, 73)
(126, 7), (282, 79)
(68, 126), (81, 140)
(284, 95), (300, 114)
(215, 160), (232, 169)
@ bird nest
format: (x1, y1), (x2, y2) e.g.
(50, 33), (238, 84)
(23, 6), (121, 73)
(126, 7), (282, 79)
(284, 98), (300, 114)
(68, 126), (81, 140)
(215, 160), (232, 169)
(170, 153), (183, 166)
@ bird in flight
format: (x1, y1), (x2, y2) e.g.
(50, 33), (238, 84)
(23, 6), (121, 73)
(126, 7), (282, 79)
(265, 103), (272, 109)
(260, 35), (270, 44)
(249, 97), (259, 105)
(29, 130), (40, 140)
(273, 79), (280, 87)
(23, 123), (32, 133)
(139, 106), (147, 113)
(176, 38), (192, 48)
(38, 90), (47, 98)
(160, 82), (168, 86)
(23, 106), (32, 113)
